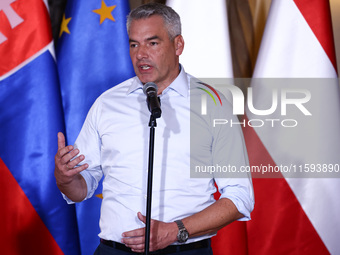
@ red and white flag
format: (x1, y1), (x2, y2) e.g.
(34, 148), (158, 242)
(0, 0), (80, 254)
(245, 0), (340, 254)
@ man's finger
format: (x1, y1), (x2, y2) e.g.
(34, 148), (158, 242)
(67, 163), (89, 175)
(137, 212), (146, 224)
(122, 227), (145, 238)
(57, 132), (66, 150)
(60, 148), (80, 165)
(129, 243), (145, 253)
(66, 154), (85, 169)
(121, 235), (144, 246)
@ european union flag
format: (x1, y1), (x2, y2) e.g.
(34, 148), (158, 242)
(57, 0), (134, 145)
(0, 0), (79, 254)
(57, 0), (135, 254)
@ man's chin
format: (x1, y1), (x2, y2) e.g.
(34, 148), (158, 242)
(138, 77), (155, 85)
(136, 72), (156, 84)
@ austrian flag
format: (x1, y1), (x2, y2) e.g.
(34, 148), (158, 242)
(245, 0), (340, 254)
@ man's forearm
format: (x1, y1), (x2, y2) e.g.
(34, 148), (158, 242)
(182, 198), (243, 238)
(56, 173), (87, 202)
(121, 198), (244, 252)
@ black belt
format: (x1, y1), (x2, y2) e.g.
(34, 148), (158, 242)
(100, 238), (210, 254)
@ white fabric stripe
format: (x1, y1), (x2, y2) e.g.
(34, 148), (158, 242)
(250, 0), (340, 254)
(0, 41), (54, 81)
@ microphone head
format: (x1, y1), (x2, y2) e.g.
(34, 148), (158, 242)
(143, 82), (158, 95)
(143, 82), (161, 118)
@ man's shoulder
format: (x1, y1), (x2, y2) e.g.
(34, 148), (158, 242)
(89, 76), (139, 110)
(101, 76), (138, 97)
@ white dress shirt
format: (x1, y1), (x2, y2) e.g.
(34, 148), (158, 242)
(64, 66), (254, 244)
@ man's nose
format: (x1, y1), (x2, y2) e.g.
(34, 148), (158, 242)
(136, 45), (148, 60)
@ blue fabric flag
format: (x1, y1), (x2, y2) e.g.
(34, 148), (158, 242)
(57, 0), (135, 145)
(0, 0), (80, 254)
(57, 0), (135, 254)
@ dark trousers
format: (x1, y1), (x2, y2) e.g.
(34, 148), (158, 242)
(94, 242), (213, 255)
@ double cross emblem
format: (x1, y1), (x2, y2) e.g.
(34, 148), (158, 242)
(0, 0), (24, 44)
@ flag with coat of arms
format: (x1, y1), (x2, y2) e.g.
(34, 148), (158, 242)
(0, 0), (80, 254)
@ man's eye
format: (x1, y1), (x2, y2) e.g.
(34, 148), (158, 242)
(150, 41), (158, 46)
(130, 44), (138, 48)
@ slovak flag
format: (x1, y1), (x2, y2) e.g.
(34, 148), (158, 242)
(0, 0), (80, 254)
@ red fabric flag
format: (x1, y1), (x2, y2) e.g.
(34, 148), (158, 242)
(0, 0), (80, 253)
(245, 0), (340, 254)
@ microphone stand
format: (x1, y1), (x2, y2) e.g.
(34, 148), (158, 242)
(145, 114), (157, 255)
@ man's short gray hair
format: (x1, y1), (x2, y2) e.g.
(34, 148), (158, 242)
(126, 3), (181, 41)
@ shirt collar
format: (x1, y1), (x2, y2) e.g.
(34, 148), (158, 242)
(126, 77), (143, 95)
(161, 64), (189, 98)
(126, 64), (189, 97)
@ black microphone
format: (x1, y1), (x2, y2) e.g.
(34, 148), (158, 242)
(143, 82), (161, 118)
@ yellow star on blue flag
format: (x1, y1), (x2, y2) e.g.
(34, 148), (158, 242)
(93, 0), (116, 24)
(59, 14), (71, 37)
(56, 0), (134, 254)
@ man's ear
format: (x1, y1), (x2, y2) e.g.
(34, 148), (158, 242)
(174, 35), (184, 56)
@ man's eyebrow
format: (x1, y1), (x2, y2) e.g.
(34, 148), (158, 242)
(146, 36), (161, 41)
(129, 36), (162, 43)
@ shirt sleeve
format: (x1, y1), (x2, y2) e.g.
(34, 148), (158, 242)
(211, 93), (254, 220)
(61, 98), (104, 203)
(215, 178), (254, 221)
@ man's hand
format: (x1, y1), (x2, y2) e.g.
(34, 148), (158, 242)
(54, 132), (88, 201)
(121, 212), (178, 253)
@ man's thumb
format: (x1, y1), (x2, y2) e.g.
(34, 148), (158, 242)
(137, 212), (146, 223)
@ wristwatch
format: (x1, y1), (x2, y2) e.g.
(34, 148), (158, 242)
(175, 220), (189, 243)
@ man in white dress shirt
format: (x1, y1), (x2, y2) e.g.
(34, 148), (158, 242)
(55, 3), (254, 254)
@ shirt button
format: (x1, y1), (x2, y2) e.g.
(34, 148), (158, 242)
(144, 195), (147, 199)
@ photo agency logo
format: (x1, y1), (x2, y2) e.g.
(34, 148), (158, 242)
(196, 79), (313, 128)
(197, 82), (223, 115)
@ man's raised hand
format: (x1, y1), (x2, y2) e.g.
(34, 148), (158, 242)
(54, 132), (88, 202)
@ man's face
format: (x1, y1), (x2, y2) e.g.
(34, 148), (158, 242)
(128, 15), (184, 93)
